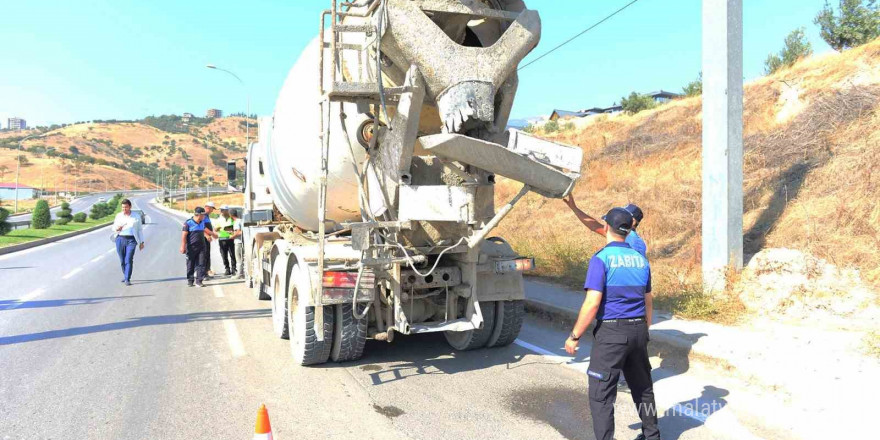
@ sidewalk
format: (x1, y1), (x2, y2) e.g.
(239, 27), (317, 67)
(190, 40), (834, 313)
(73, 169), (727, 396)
(523, 277), (880, 438)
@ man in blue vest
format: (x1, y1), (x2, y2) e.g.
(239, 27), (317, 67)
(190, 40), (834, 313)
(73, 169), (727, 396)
(564, 207), (660, 440)
(180, 207), (210, 287)
(623, 203), (647, 257)
(563, 195), (648, 257)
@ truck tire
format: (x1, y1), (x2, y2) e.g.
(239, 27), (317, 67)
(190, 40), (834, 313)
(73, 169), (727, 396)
(253, 248), (270, 300)
(444, 300), (496, 351)
(270, 262), (289, 339)
(330, 304), (367, 362)
(288, 267), (333, 366)
(486, 300), (525, 348)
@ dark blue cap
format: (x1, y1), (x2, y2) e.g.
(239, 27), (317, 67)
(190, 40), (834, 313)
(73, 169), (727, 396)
(623, 203), (644, 222)
(602, 207), (634, 236)
(194, 207), (206, 214)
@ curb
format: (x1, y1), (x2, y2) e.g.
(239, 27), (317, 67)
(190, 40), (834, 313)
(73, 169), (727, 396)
(0, 220), (113, 256)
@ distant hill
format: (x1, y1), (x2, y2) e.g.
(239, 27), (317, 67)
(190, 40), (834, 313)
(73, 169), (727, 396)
(0, 116), (255, 193)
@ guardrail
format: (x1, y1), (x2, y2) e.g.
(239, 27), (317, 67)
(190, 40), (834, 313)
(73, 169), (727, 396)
(9, 219), (54, 231)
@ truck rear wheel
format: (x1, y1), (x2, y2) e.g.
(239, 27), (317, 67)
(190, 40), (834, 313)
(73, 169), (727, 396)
(270, 262), (289, 339)
(486, 300), (524, 348)
(444, 300), (496, 351)
(288, 267), (333, 366)
(330, 304), (367, 362)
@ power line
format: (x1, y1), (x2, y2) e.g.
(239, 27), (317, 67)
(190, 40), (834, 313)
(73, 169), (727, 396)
(518, 0), (642, 71)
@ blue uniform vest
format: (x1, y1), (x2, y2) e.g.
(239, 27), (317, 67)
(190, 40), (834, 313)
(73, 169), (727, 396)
(584, 242), (651, 320)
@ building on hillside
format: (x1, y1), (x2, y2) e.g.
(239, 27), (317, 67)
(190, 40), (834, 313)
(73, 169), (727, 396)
(182, 112), (194, 123)
(0, 183), (37, 200)
(550, 107), (611, 121)
(647, 90), (683, 103)
(206, 109), (223, 118)
(7, 117), (27, 131)
(603, 104), (623, 114)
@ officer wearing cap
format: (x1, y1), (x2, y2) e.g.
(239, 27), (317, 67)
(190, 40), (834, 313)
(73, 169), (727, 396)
(564, 207), (660, 440)
(563, 195), (648, 258)
(180, 207), (211, 287)
(623, 203), (648, 257)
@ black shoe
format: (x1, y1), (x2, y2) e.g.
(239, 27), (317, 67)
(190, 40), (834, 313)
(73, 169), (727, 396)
(188, 282), (194, 287)
(225, 269), (232, 276)
(125, 281), (132, 286)
(121, 279), (126, 283)
(633, 434), (646, 440)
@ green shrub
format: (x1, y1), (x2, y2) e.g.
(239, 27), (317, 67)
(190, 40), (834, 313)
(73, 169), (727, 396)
(31, 200), (52, 229)
(764, 28), (813, 74)
(621, 92), (658, 114)
(0, 204), (11, 236)
(90, 202), (110, 220)
(58, 201), (73, 223)
(73, 212), (87, 222)
(544, 120), (559, 133)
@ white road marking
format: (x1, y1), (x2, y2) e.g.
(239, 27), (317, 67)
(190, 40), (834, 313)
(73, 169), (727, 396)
(61, 267), (82, 280)
(0, 243), (57, 261)
(6, 288), (45, 310)
(90, 255), (105, 263)
(106, 248), (116, 254)
(223, 319), (246, 358)
(213, 285), (225, 298)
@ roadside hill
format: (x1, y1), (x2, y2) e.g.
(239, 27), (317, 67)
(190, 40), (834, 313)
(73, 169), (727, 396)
(496, 38), (880, 325)
(0, 116), (254, 194)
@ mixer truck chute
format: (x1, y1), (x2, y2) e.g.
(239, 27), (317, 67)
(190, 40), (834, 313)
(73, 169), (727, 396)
(242, 0), (582, 366)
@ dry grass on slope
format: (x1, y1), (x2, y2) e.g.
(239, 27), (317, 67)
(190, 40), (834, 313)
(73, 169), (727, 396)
(497, 39), (880, 322)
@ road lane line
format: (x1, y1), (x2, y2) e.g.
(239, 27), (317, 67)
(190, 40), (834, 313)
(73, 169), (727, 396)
(106, 248), (116, 254)
(223, 319), (246, 358)
(61, 267), (82, 280)
(7, 288), (45, 310)
(90, 255), (105, 263)
(213, 285), (225, 298)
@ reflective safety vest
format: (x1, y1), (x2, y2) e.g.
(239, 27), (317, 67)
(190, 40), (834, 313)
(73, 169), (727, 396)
(216, 216), (234, 239)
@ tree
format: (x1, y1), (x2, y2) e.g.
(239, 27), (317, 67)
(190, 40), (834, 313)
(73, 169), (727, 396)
(764, 28), (814, 74)
(17, 155), (31, 166)
(90, 202), (109, 220)
(544, 120), (559, 133)
(0, 202), (10, 236)
(56, 201), (73, 225)
(682, 72), (703, 97)
(73, 212), (87, 223)
(621, 92), (658, 114)
(31, 200), (51, 229)
(815, 0), (880, 51)
(0, 165), (8, 179)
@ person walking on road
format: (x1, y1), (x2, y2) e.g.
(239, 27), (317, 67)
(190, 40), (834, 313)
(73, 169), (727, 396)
(181, 207), (212, 287)
(231, 208), (245, 279)
(112, 199), (144, 286)
(203, 201), (217, 278)
(563, 207), (660, 440)
(216, 205), (237, 276)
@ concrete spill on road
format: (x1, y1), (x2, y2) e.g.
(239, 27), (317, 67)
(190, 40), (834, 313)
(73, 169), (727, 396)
(360, 364), (382, 372)
(372, 403), (405, 419)
(505, 385), (593, 440)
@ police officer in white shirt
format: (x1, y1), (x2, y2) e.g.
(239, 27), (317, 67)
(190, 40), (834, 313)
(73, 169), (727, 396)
(113, 199), (144, 286)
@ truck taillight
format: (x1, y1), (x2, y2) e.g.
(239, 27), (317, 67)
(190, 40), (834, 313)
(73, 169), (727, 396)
(322, 271), (359, 288)
(495, 258), (536, 273)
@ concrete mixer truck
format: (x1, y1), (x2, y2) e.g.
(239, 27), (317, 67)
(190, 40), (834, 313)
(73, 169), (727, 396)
(233, 0), (582, 366)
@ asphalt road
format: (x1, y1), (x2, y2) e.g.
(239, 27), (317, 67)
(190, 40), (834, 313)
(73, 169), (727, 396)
(0, 194), (791, 440)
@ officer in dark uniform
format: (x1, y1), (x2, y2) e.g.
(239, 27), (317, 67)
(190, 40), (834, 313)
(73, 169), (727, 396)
(564, 207), (659, 440)
(180, 207), (210, 287)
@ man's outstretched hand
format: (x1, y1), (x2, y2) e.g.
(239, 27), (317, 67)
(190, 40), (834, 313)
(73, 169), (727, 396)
(563, 193), (578, 210)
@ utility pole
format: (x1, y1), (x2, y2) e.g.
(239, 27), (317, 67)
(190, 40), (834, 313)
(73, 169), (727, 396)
(702, 0), (743, 292)
(14, 134), (36, 213)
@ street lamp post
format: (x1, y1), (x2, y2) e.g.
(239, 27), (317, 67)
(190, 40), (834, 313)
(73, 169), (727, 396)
(207, 63), (250, 184)
(14, 134), (37, 213)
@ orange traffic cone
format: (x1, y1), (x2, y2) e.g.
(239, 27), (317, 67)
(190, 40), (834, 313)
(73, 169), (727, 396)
(254, 404), (273, 440)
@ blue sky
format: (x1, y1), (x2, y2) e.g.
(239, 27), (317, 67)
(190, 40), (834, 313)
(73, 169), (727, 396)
(1, 0), (832, 127)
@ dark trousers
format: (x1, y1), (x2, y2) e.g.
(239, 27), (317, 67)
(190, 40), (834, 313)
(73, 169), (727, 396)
(115, 235), (137, 282)
(205, 240), (213, 273)
(587, 319), (660, 440)
(218, 239), (236, 272)
(186, 247), (206, 284)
